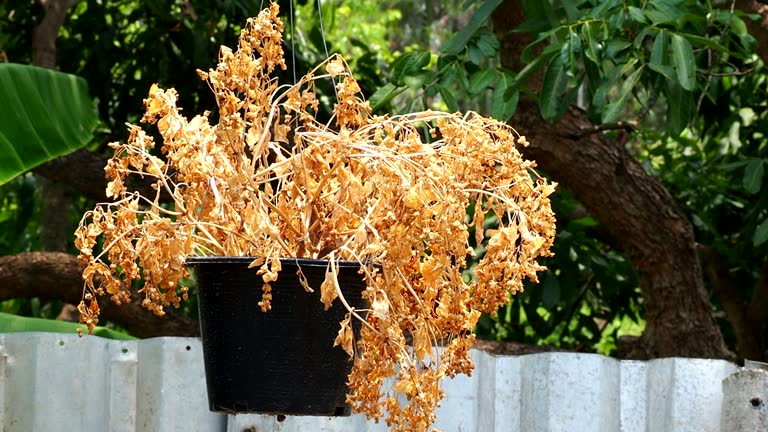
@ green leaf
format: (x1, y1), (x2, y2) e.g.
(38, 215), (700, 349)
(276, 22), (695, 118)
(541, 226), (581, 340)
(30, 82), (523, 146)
(649, 31), (676, 81)
(632, 26), (656, 49)
(520, 27), (560, 62)
(0, 63), (98, 185)
(562, 0), (581, 21)
(467, 68), (498, 94)
(539, 56), (570, 121)
(720, 160), (751, 171)
(369, 82), (403, 111)
(649, 63), (676, 81)
(754, 218), (768, 247)
(730, 15), (748, 37)
(646, 0), (682, 24)
(475, 32), (500, 57)
(511, 49), (557, 90)
(670, 34), (696, 91)
(726, 122), (742, 152)
(627, 6), (646, 23)
(0, 312), (135, 340)
(438, 86), (460, 112)
(468, 45), (484, 65)
(439, 62), (461, 88)
(665, 80), (692, 135)
(581, 22), (603, 64)
(591, 61), (633, 114)
(492, 72), (519, 121)
(743, 159), (764, 195)
(391, 50), (431, 86)
(651, 31), (668, 66)
(739, 107), (756, 127)
(589, 0), (621, 18)
(677, 33), (734, 56)
(541, 272), (561, 309)
(442, 0), (504, 55)
(403, 70), (435, 89)
(602, 65), (645, 123)
(605, 40), (631, 59)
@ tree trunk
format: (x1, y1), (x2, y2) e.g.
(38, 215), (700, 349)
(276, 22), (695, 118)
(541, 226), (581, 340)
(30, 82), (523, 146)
(31, 0), (79, 253)
(493, 0), (732, 359)
(0, 252), (199, 338)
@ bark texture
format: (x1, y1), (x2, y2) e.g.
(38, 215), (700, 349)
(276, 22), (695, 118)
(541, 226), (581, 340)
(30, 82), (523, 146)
(34, 149), (164, 202)
(0, 252), (199, 337)
(31, 0), (80, 253)
(738, 0), (768, 64)
(493, 0), (732, 359)
(699, 245), (764, 360)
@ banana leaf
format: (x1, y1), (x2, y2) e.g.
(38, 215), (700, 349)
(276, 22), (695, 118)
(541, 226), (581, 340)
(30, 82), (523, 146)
(0, 63), (97, 184)
(0, 312), (136, 340)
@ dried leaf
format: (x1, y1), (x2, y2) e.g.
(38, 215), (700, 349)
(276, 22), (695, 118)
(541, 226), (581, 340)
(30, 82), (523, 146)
(320, 270), (338, 310)
(334, 313), (354, 358)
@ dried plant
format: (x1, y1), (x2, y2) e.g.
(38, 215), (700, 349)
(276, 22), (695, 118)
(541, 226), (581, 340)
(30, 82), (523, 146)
(74, 3), (556, 431)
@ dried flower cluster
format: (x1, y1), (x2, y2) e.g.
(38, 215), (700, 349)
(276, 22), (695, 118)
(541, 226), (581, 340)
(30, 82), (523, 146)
(74, 3), (556, 431)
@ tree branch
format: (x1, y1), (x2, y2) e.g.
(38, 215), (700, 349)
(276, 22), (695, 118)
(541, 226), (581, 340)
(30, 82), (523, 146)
(747, 260), (768, 355)
(0, 252), (199, 338)
(566, 121), (637, 139)
(736, 0), (768, 63)
(33, 149), (164, 202)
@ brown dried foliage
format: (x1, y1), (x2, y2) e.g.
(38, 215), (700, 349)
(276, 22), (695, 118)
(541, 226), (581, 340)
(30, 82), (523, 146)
(74, 4), (556, 431)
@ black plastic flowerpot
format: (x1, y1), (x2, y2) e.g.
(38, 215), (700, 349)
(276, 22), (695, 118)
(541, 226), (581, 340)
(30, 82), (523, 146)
(186, 256), (368, 416)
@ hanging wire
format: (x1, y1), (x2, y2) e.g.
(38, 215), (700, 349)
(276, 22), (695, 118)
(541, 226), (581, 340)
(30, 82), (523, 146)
(315, 0), (339, 100)
(289, 0), (297, 83)
(315, 0), (331, 60)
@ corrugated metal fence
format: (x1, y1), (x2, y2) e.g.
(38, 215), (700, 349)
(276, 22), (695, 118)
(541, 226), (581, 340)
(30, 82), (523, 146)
(0, 332), (762, 431)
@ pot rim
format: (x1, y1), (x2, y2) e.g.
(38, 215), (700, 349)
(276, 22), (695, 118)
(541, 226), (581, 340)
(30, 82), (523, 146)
(185, 256), (371, 268)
